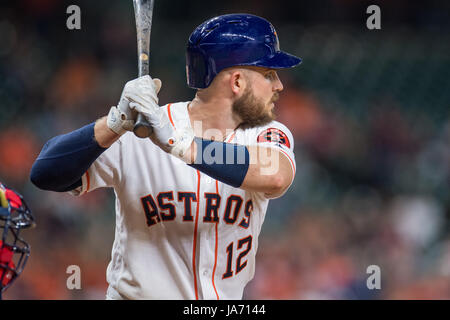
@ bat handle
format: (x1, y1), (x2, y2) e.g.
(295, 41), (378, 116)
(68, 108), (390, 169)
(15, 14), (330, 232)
(133, 113), (153, 138)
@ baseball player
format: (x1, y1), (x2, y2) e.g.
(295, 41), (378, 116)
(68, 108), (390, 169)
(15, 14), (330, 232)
(30, 14), (301, 300)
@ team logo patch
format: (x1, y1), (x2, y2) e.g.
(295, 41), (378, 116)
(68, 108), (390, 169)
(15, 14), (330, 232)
(257, 128), (290, 148)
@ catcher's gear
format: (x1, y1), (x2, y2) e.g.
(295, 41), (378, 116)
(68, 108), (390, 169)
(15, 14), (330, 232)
(186, 13), (302, 89)
(0, 182), (35, 298)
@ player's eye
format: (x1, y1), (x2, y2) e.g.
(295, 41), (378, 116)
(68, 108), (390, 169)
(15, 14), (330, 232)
(265, 71), (275, 80)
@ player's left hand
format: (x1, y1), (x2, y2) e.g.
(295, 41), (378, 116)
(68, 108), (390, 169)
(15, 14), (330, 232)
(125, 76), (194, 162)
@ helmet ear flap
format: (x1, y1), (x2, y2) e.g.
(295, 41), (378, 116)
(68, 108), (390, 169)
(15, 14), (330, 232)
(186, 46), (209, 89)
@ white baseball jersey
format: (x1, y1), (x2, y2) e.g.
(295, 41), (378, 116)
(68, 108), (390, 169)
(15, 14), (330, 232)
(70, 101), (296, 300)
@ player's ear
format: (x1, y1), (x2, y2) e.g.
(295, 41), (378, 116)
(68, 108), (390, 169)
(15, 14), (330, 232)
(229, 70), (247, 96)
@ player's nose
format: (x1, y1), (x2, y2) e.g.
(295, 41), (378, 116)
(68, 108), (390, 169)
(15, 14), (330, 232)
(273, 72), (284, 92)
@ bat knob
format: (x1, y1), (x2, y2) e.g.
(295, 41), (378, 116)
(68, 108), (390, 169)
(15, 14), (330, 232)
(133, 114), (153, 138)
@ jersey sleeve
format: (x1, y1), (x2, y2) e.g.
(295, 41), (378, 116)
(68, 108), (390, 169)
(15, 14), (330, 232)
(69, 136), (124, 196)
(248, 121), (296, 199)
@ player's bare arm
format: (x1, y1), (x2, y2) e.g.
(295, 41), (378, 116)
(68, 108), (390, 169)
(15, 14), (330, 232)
(94, 117), (120, 148)
(241, 145), (294, 198)
(179, 140), (293, 198)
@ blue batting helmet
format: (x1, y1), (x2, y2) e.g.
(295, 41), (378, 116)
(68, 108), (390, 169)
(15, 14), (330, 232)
(186, 13), (302, 89)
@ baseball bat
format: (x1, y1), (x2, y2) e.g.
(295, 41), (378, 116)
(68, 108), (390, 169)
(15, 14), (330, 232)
(132, 0), (155, 138)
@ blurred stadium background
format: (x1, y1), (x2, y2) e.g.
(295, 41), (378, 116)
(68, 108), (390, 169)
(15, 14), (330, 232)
(0, 0), (449, 299)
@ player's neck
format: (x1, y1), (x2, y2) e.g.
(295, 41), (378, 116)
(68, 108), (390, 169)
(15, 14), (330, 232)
(188, 95), (240, 141)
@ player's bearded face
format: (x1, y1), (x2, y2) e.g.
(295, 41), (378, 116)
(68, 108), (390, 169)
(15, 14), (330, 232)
(232, 85), (278, 129)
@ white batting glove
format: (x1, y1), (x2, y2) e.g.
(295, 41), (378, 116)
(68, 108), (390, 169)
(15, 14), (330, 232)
(131, 102), (194, 161)
(107, 75), (162, 135)
(117, 77), (194, 160)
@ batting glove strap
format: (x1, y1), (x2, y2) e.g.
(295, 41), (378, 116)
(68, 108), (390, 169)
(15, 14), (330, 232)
(169, 127), (195, 161)
(107, 106), (129, 136)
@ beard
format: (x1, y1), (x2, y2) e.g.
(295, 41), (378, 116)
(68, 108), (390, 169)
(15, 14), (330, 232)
(232, 86), (278, 130)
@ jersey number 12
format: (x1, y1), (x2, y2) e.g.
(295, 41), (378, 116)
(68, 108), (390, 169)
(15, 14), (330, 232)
(222, 235), (252, 279)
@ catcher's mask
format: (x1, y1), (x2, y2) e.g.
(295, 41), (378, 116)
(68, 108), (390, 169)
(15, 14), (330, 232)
(0, 182), (35, 298)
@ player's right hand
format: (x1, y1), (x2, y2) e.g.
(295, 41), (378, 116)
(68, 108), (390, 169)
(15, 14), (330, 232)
(107, 75), (162, 135)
